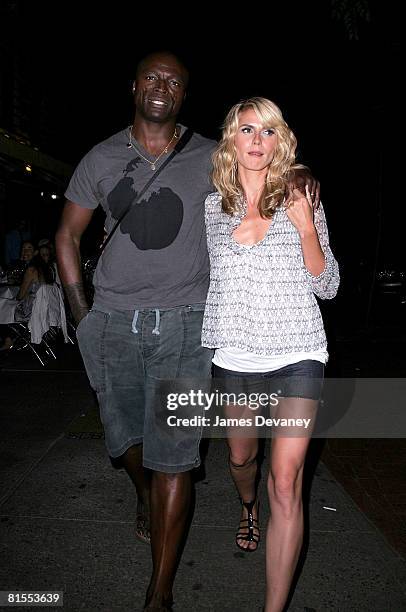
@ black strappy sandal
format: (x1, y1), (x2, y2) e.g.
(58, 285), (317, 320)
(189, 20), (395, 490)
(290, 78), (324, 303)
(236, 498), (260, 552)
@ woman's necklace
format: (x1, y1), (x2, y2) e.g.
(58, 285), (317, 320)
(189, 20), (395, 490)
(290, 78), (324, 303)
(127, 125), (179, 171)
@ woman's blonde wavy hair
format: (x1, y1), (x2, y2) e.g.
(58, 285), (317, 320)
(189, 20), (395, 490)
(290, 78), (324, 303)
(212, 97), (304, 218)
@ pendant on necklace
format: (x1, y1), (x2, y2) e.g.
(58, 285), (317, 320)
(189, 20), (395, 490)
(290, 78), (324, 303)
(151, 164), (156, 171)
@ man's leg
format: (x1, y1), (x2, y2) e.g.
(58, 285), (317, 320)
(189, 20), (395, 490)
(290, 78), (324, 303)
(145, 471), (191, 610)
(120, 444), (151, 542)
(142, 304), (213, 610)
(76, 308), (150, 538)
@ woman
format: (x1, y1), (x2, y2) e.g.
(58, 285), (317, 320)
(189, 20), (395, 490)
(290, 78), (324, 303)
(6, 240), (35, 285)
(21, 240), (35, 263)
(201, 97), (339, 611)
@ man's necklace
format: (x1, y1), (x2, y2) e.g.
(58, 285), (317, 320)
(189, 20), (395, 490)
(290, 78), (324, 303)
(127, 126), (179, 171)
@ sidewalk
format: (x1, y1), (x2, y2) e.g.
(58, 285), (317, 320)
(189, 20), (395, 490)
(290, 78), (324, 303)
(1, 349), (406, 610)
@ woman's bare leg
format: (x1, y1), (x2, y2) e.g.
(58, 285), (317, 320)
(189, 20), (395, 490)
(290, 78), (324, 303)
(265, 398), (317, 611)
(227, 431), (259, 551)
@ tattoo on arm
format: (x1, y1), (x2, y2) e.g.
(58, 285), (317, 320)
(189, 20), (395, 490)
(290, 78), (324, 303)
(64, 282), (89, 325)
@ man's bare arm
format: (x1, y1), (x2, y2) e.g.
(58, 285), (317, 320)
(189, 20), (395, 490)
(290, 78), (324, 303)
(55, 201), (94, 325)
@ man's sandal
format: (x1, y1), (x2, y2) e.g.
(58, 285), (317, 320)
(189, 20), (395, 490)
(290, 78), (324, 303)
(236, 498), (260, 552)
(135, 509), (151, 544)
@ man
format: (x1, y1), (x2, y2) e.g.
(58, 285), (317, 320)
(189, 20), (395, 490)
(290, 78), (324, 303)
(56, 50), (319, 610)
(56, 51), (216, 611)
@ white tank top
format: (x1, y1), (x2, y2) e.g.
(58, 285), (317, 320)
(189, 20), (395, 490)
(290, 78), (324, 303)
(212, 347), (328, 373)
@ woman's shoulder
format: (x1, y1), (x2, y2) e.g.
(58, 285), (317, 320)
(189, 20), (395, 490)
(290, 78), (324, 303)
(204, 191), (222, 212)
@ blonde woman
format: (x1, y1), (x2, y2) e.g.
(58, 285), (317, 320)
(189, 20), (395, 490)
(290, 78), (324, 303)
(202, 97), (339, 611)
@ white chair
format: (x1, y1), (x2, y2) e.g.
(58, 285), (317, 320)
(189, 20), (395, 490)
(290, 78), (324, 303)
(10, 284), (73, 366)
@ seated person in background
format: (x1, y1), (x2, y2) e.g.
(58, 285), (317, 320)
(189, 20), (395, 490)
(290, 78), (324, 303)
(14, 246), (55, 322)
(38, 238), (56, 260)
(38, 244), (51, 264)
(38, 240), (61, 286)
(6, 240), (36, 285)
(0, 245), (55, 350)
(21, 241), (35, 264)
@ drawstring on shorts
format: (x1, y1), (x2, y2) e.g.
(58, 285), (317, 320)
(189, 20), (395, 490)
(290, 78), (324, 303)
(131, 310), (139, 334)
(131, 309), (161, 335)
(152, 309), (161, 335)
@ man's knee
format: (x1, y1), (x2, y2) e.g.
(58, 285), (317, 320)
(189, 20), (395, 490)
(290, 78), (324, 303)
(110, 443), (143, 469)
(153, 470), (191, 484)
(152, 470), (192, 498)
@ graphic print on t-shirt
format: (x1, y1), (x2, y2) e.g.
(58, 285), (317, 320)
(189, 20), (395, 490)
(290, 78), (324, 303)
(107, 157), (183, 250)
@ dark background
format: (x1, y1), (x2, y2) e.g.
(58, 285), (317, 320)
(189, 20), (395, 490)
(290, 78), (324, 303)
(2, 3), (406, 578)
(0, 0), (403, 331)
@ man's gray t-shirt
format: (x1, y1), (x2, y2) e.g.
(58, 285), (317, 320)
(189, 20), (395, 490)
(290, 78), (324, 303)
(65, 126), (216, 310)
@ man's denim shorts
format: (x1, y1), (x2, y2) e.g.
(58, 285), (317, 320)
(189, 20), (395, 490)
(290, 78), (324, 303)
(76, 304), (213, 473)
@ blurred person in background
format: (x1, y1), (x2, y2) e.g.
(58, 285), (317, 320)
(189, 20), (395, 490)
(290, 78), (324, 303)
(0, 245), (56, 350)
(6, 240), (36, 285)
(14, 245), (56, 321)
(4, 218), (31, 267)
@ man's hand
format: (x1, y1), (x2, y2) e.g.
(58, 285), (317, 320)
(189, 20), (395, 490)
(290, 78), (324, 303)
(287, 167), (320, 209)
(55, 200), (94, 327)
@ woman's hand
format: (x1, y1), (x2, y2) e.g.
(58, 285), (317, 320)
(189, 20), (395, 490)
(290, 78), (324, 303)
(285, 185), (315, 238)
(285, 185), (325, 276)
(287, 167), (320, 208)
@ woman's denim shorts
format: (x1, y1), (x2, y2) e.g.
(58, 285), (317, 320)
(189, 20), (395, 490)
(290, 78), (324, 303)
(213, 359), (324, 401)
